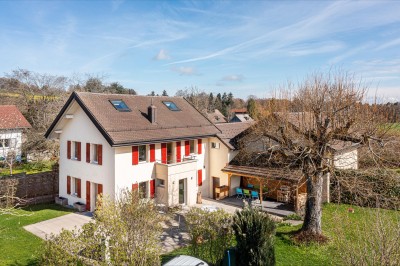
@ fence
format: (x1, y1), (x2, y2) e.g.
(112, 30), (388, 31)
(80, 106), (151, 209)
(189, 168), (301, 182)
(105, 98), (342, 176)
(0, 170), (59, 206)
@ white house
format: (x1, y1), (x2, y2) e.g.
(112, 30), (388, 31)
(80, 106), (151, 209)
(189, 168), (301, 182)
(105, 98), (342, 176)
(0, 105), (31, 161)
(45, 92), (220, 211)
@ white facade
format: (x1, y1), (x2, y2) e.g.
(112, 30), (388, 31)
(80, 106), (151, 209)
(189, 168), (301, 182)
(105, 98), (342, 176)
(334, 149), (358, 170)
(0, 129), (23, 159)
(56, 102), (208, 211)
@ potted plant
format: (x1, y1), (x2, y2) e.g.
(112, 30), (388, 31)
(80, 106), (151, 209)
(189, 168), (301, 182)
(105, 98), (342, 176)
(55, 196), (68, 206)
(73, 202), (86, 212)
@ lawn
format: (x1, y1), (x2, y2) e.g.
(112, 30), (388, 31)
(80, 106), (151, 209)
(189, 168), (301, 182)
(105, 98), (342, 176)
(0, 161), (55, 176)
(0, 203), (75, 266)
(162, 203), (399, 266)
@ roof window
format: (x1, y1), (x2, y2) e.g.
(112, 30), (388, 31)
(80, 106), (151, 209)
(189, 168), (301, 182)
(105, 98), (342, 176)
(163, 101), (180, 111)
(110, 100), (131, 112)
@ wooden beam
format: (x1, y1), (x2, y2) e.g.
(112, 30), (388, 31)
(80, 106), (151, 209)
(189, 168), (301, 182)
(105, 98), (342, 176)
(228, 173), (232, 197)
(259, 179), (263, 204)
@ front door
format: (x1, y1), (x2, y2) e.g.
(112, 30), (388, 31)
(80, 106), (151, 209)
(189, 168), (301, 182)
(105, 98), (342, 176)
(179, 179), (185, 204)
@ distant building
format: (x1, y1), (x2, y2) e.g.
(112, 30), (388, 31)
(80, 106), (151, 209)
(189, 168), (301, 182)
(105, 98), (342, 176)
(206, 109), (227, 124)
(229, 108), (254, 123)
(0, 105), (32, 160)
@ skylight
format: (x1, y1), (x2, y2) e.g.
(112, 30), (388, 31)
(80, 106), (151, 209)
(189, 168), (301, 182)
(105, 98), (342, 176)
(163, 101), (180, 111)
(110, 100), (131, 112)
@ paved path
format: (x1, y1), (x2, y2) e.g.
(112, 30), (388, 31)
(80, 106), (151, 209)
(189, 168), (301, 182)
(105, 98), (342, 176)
(24, 212), (92, 239)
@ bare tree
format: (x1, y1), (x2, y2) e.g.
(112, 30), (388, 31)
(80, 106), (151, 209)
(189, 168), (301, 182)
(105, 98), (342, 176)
(248, 70), (386, 240)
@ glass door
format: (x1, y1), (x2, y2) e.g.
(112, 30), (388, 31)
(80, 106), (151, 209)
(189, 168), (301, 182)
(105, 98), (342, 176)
(179, 179), (185, 204)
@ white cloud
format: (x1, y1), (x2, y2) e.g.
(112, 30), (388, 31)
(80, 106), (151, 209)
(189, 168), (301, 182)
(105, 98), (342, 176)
(153, 49), (171, 60)
(171, 66), (197, 76)
(222, 74), (244, 82)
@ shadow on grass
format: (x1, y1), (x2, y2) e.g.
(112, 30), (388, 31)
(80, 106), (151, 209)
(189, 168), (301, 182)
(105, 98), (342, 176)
(9, 258), (39, 266)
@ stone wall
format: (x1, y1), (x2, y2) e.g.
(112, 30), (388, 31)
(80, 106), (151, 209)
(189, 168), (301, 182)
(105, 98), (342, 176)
(0, 171), (58, 206)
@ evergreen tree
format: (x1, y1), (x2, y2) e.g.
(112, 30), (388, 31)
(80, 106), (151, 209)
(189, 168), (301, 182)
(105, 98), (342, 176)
(247, 98), (258, 119)
(162, 90), (168, 96)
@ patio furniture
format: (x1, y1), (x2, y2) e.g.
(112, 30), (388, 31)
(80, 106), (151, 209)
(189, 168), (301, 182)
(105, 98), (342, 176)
(236, 187), (244, 199)
(247, 184), (254, 189)
(251, 191), (260, 201)
(215, 185), (229, 200)
(243, 189), (251, 199)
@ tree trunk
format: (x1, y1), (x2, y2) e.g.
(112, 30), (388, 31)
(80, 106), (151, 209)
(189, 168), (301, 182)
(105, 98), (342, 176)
(301, 171), (324, 235)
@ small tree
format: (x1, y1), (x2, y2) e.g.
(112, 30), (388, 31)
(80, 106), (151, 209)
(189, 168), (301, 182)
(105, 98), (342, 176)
(185, 207), (234, 265)
(232, 206), (276, 266)
(41, 189), (163, 265)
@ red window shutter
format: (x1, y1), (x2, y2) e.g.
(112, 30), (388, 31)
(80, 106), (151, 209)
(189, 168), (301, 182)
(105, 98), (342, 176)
(150, 144), (155, 162)
(97, 184), (103, 208)
(67, 141), (71, 159)
(77, 142), (81, 161)
(67, 176), (71, 194)
(77, 178), (81, 198)
(176, 141), (181, 163)
(161, 143), (167, 164)
(197, 169), (203, 186)
(97, 144), (103, 165)
(185, 141), (190, 156)
(132, 183), (139, 191)
(98, 184), (103, 195)
(198, 139), (202, 154)
(132, 146), (139, 165)
(86, 181), (90, 211)
(150, 180), (155, 198)
(86, 143), (90, 163)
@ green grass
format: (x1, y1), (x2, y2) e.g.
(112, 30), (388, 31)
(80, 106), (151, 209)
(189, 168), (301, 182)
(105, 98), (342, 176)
(0, 161), (55, 176)
(0, 203), (75, 266)
(162, 203), (399, 266)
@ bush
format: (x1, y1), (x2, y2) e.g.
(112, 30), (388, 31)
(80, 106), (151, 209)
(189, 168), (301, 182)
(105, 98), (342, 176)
(185, 207), (234, 265)
(331, 169), (400, 210)
(233, 206), (276, 266)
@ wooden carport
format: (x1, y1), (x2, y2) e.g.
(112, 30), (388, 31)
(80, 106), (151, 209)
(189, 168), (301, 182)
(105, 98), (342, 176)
(221, 164), (307, 213)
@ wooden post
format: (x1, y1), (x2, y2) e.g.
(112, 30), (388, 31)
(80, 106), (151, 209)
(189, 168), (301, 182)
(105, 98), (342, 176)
(259, 178), (263, 204)
(295, 185), (299, 213)
(228, 173), (232, 197)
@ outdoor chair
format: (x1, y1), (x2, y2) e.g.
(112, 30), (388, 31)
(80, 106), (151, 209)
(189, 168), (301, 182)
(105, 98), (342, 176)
(236, 188), (244, 199)
(247, 184), (254, 189)
(243, 189), (251, 199)
(251, 191), (260, 201)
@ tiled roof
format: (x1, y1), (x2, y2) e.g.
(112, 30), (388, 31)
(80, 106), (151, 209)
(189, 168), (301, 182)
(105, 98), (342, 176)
(230, 114), (254, 122)
(0, 105), (31, 130)
(46, 92), (220, 146)
(206, 109), (227, 124)
(231, 108), (247, 114)
(215, 121), (254, 150)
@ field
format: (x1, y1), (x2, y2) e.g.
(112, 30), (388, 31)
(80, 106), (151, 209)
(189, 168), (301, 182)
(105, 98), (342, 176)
(0, 161), (55, 176)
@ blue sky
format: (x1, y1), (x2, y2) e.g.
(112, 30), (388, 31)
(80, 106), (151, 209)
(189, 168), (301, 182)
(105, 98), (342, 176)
(0, 0), (399, 101)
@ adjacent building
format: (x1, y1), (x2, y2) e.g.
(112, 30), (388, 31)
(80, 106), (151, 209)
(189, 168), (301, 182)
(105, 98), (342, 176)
(0, 105), (31, 161)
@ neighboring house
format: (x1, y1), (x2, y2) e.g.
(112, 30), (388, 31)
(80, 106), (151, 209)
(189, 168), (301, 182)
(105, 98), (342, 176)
(0, 105), (31, 160)
(45, 92), (220, 211)
(206, 109), (227, 124)
(229, 108), (254, 123)
(209, 122), (254, 197)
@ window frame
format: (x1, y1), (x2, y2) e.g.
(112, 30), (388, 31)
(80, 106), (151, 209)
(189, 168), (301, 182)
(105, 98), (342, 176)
(73, 141), (79, 160)
(138, 145), (147, 162)
(211, 142), (220, 149)
(189, 140), (195, 154)
(109, 99), (131, 112)
(92, 144), (99, 163)
(156, 178), (165, 187)
(162, 101), (181, 111)
(1, 139), (11, 148)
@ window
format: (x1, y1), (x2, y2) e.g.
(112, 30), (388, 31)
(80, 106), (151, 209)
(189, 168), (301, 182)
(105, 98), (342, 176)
(139, 181), (147, 198)
(73, 141), (79, 160)
(189, 140), (195, 154)
(138, 145), (147, 162)
(156, 178), (165, 187)
(110, 100), (131, 112)
(211, 142), (220, 149)
(0, 139), (11, 148)
(163, 101), (180, 111)
(72, 177), (81, 198)
(92, 144), (98, 163)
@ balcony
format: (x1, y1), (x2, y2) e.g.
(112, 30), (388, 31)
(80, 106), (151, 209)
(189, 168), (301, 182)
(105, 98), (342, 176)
(155, 156), (198, 176)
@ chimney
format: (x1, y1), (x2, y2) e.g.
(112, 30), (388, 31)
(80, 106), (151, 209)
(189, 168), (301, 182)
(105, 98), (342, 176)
(148, 99), (157, 124)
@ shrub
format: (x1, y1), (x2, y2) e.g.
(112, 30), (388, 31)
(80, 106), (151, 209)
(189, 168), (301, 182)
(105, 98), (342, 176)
(233, 206), (276, 266)
(185, 207), (234, 265)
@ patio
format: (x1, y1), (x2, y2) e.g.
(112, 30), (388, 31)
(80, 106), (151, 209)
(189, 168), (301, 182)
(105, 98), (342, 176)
(209, 196), (295, 217)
